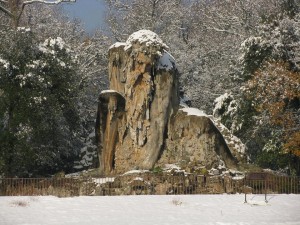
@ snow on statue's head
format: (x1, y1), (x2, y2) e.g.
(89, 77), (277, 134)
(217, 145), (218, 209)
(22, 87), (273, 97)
(125, 29), (169, 52)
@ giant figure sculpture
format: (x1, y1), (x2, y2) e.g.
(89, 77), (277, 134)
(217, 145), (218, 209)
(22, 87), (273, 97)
(96, 30), (238, 175)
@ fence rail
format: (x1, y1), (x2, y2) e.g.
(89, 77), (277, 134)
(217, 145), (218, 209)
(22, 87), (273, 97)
(245, 173), (300, 194)
(0, 173), (299, 197)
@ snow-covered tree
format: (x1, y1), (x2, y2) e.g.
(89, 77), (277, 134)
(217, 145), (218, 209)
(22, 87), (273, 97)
(215, 5), (300, 174)
(0, 0), (75, 27)
(1, 2), (112, 172)
(0, 27), (82, 176)
(245, 62), (300, 155)
(105, 0), (184, 41)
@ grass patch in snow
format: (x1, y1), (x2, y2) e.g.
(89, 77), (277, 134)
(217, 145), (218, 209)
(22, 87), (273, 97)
(10, 200), (29, 207)
(171, 197), (183, 206)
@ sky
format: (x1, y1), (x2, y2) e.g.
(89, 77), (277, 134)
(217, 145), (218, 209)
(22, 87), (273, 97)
(1, 194), (300, 225)
(62, 0), (107, 33)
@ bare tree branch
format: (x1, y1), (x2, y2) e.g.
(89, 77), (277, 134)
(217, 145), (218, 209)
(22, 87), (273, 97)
(205, 26), (245, 37)
(0, 0), (76, 27)
(0, 5), (13, 18)
(23, 0), (75, 5)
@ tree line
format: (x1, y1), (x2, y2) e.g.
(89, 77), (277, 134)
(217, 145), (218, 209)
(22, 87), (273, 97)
(0, 0), (299, 177)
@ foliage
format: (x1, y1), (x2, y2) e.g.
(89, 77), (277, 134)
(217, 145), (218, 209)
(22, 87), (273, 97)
(214, 4), (300, 174)
(1, 0), (300, 176)
(284, 132), (300, 157)
(0, 28), (81, 177)
(29, 4), (111, 170)
(151, 166), (163, 174)
(0, 0), (76, 27)
(243, 60), (300, 161)
(245, 62), (299, 131)
(255, 132), (289, 171)
(239, 37), (273, 79)
(213, 93), (240, 132)
(0, 1), (113, 175)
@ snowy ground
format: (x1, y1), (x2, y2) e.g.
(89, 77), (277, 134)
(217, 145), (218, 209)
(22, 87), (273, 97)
(1, 194), (300, 225)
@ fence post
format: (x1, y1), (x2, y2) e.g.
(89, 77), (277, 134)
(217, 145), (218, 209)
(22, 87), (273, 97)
(264, 179), (268, 203)
(244, 175), (247, 203)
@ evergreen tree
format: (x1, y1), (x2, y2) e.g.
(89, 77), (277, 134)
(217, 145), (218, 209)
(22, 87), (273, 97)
(0, 27), (81, 177)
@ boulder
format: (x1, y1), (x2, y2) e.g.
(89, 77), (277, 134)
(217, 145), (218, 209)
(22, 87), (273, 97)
(157, 108), (237, 170)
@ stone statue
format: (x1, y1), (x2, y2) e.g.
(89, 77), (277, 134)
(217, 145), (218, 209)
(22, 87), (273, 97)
(96, 30), (238, 175)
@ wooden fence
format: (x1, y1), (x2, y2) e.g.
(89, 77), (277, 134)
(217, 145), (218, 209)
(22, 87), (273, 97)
(0, 173), (299, 197)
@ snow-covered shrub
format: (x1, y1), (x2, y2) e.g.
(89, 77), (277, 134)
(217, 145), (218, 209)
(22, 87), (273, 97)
(239, 14), (300, 81)
(235, 14), (300, 173)
(239, 36), (272, 79)
(213, 93), (241, 132)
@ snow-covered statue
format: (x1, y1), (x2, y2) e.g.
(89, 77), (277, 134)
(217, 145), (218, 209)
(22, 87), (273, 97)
(96, 30), (239, 175)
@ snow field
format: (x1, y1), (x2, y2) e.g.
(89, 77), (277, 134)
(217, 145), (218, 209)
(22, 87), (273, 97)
(0, 194), (300, 225)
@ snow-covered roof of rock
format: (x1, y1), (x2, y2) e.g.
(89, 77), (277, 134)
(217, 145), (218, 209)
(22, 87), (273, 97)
(180, 107), (207, 117)
(99, 90), (125, 101)
(108, 30), (169, 52)
(157, 50), (176, 71)
(109, 42), (126, 50)
(100, 90), (122, 94)
(125, 29), (169, 50)
(109, 30), (176, 71)
(122, 170), (149, 175)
